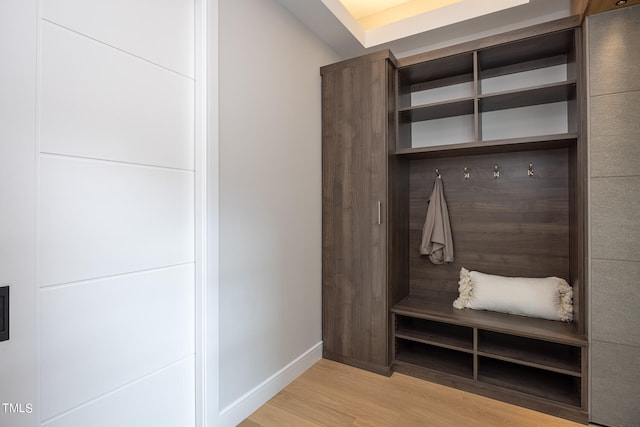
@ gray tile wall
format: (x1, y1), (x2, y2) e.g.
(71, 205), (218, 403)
(590, 341), (640, 427)
(588, 5), (640, 426)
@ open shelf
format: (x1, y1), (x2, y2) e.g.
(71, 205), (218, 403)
(391, 293), (585, 411)
(391, 296), (585, 411)
(397, 26), (578, 153)
(399, 98), (474, 121)
(478, 357), (581, 407)
(395, 339), (474, 379)
(479, 81), (576, 112)
(399, 52), (474, 92)
(394, 133), (577, 158)
(395, 315), (473, 352)
(477, 30), (575, 78)
(392, 296), (586, 346)
(478, 330), (582, 375)
(391, 297), (585, 415)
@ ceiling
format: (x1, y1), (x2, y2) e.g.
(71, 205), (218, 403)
(338, 0), (464, 30)
(339, 0), (423, 20)
(276, 0), (574, 58)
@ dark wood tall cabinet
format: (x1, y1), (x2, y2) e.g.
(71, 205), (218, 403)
(322, 17), (588, 424)
(321, 51), (397, 375)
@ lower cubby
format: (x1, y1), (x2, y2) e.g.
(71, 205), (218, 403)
(395, 339), (474, 379)
(395, 315), (473, 352)
(390, 297), (588, 422)
(477, 330), (582, 374)
(478, 357), (581, 407)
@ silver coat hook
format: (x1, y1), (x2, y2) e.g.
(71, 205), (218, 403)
(464, 167), (470, 179)
(493, 165), (500, 179)
(435, 168), (441, 179)
(528, 163), (534, 177)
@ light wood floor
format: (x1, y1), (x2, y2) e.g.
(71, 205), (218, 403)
(240, 358), (587, 427)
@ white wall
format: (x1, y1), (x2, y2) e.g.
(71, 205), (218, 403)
(4, 1), (199, 426)
(0, 1), (38, 426)
(218, 0), (339, 423)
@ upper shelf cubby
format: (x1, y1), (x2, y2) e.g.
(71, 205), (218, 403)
(395, 25), (579, 152)
(478, 81), (576, 112)
(478, 29), (577, 99)
(477, 29), (576, 80)
(399, 98), (474, 121)
(398, 52), (474, 109)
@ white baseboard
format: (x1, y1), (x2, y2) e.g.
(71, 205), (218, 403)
(218, 341), (323, 427)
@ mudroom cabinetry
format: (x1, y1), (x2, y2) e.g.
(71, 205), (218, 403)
(321, 16), (588, 423)
(321, 51), (399, 374)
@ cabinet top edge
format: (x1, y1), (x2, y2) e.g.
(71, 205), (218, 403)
(320, 49), (398, 75)
(397, 15), (581, 68)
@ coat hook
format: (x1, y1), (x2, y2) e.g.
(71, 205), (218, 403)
(493, 165), (500, 179)
(435, 168), (441, 179)
(528, 163), (534, 177)
(464, 167), (470, 179)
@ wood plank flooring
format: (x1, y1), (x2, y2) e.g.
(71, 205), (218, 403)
(240, 358), (588, 427)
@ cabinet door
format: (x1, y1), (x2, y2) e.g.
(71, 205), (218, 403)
(322, 57), (389, 372)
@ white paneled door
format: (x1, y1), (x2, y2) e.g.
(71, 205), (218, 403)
(38, 0), (197, 425)
(0, 1), (204, 426)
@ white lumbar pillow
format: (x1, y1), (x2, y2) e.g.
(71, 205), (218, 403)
(453, 268), (573, 322)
